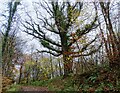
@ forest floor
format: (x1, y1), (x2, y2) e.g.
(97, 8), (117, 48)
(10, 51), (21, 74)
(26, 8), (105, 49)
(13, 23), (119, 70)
(6, 66), (120, 92)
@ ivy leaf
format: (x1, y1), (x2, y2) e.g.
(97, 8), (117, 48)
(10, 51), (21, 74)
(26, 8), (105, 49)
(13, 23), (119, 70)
(41, 40), (50, 47)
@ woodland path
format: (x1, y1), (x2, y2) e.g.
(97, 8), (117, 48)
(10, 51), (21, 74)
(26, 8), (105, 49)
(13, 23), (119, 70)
(20, 86), (49, 92)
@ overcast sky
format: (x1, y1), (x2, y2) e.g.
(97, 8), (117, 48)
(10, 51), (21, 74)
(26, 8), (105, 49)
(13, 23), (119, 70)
(0, 0), (42, 54)
(0, 0), (119, 54)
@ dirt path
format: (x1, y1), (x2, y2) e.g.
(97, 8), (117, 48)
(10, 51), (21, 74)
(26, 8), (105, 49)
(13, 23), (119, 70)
(20, 86), (49, 92)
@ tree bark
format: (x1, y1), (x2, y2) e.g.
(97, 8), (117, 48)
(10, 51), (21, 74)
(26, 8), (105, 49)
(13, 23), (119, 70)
(58, 58), (62, 76)
(99, 2), (120, 69)
(18, 65), (23, 84)
(63, 54), (73, 77)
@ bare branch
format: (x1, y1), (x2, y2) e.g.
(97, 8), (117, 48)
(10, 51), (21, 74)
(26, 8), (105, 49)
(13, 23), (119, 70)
(71, 43), (102, 57)
(80, 35), (98, 52)
(37, 49), (61, 57)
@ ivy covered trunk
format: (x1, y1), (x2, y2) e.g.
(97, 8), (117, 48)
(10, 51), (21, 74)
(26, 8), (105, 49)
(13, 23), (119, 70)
(63, 54), (73, 77)
(61, 32), (73, 77)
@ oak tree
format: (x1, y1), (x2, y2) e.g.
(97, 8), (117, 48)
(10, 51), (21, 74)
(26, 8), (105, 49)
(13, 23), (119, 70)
(22, 1), (99, 77)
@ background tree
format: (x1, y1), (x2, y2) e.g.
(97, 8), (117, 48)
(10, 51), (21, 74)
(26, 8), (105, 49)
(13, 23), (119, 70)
(94, 1), (120, 70)
(1, 0), (20, 77)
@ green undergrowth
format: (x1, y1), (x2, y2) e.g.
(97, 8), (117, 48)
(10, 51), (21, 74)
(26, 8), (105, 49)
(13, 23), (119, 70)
(29, 76), (78, 91)
(74, 66), (120, 92)
(7, 66), (120, 92)
(6, 84), (21, 92)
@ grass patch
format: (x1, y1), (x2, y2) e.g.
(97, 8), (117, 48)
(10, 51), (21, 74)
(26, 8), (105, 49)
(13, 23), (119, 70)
(28, 76), (78, 91)
(6, 84), (21, 92)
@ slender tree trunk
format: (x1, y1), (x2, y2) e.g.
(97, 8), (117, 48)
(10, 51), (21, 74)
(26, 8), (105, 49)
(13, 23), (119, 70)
(50, 53), (54, 78)
(26, 66), (30, 83)
(99, 2), (120, 69)
(58, 59), (62, 76)
(18, 65), (23, 84)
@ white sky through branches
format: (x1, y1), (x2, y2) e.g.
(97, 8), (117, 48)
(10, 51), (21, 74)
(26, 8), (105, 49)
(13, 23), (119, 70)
(0, 0), (119, 54)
